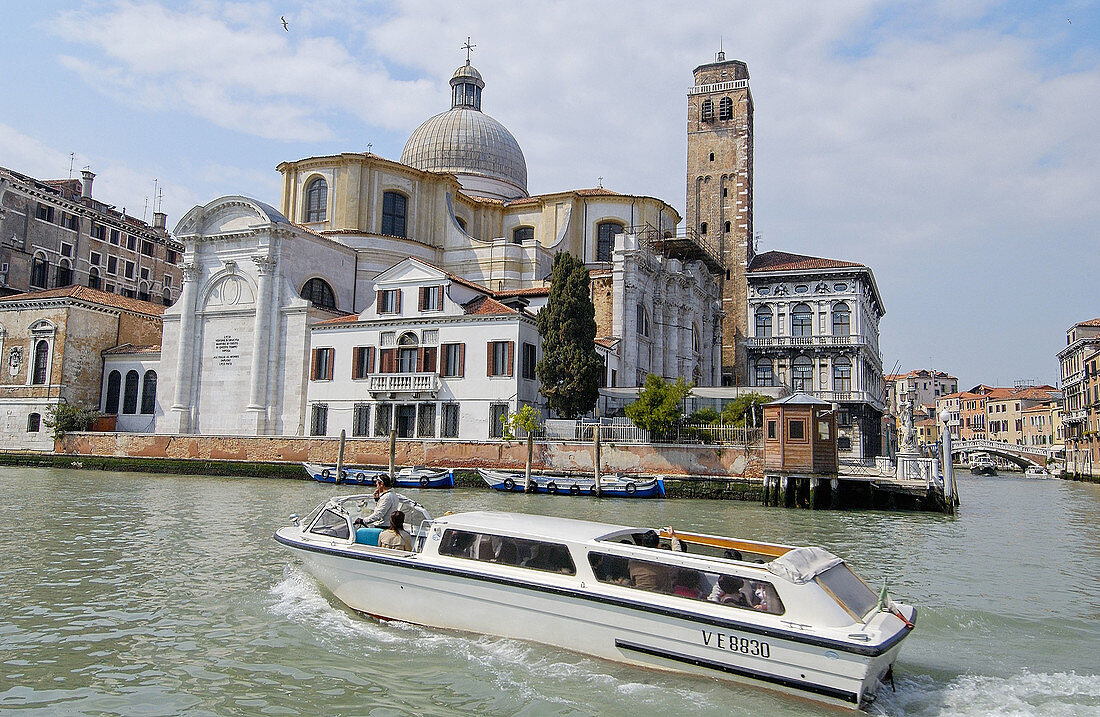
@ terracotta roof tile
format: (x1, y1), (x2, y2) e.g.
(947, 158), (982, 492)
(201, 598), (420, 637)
(595, 336), (619, 348)
(1076, 317), (1100, 327)
(314, 313), (360, 325)
(0, 286), (166, 316)
(494, 286), (549, 297)
(748, 250), (864, 273)
(463, 295), (517, 316)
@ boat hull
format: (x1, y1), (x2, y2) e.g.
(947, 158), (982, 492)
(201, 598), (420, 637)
(478, 468), (665, 498)
(277, 531), (909, 709)
(302, 463), (454, 488)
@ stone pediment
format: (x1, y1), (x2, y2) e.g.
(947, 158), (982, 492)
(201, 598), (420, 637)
(373, 258), (448, 287)
(174, 196), (290, 238)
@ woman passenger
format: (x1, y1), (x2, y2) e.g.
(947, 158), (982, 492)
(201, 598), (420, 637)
(378, 510), (412, 551)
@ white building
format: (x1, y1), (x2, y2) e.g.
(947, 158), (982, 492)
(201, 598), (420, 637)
(744, 250), (886, 458)
(306, 258), (541, 440)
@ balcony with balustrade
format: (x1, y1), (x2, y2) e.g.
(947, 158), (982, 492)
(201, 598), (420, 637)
(368, 373), (440, 396)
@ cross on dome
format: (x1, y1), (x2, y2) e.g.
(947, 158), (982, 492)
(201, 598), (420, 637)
(463, 37), (476, 65)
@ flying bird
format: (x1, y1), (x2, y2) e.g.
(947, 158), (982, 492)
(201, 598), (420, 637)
(281, 15), (289, 31)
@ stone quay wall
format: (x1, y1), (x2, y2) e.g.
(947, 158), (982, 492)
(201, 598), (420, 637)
(56, 432), (763, 479)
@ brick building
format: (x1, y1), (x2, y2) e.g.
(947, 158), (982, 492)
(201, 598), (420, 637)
(0, 165), (184, 304)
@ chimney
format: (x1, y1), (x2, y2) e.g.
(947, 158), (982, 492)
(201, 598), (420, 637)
(153, 211), (167, 230)
(80, 168), (95, 199)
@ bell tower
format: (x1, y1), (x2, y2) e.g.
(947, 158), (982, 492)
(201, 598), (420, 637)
(686, 51), (753, 385)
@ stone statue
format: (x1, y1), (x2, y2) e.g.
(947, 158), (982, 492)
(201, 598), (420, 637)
(899, 399), (917, 454)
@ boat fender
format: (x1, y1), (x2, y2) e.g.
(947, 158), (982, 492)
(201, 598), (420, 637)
(569, 484), (581, 496)
(420, 476), (430, 488)
(547, 481), (558, 494)
(502, 477), (515, 491)
(625, 482), (637, 495)
(321, 468), (332, 481)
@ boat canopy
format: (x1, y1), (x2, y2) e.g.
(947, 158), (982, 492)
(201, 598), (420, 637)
(767, 546), (843, 584)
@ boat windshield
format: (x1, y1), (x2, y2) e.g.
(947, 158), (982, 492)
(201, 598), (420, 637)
(815, 563), (879, 619)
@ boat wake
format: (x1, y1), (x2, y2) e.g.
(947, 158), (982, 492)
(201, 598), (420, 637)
(268, 566), (729, 712)
(872, 669), (1100, 716)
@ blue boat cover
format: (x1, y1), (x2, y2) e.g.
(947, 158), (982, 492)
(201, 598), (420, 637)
(355, 527), (383, 546)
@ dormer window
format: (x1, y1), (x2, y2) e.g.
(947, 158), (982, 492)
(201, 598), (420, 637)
(419, 285), (443, 312)
(512, 226), (534, 244)
(378, 288), (401, 314)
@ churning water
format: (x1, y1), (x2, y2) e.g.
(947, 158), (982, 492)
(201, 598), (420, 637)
(1, 467), (1097, 715)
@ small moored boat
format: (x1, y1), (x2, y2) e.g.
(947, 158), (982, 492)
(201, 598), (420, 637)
(1024, 465), (1052, 480)
(275, 498), (915, 709)
(969, 455), (997, 476)
(302, 463), (454, 488)
(478, 467), (664, 498)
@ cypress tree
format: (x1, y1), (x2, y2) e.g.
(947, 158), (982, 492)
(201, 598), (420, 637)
(536, 252), (603, 418)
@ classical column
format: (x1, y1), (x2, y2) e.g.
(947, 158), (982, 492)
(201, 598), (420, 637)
(244, 254), (277, 433)
(170, 262), (201, 433)
(652, 290), (664, 378)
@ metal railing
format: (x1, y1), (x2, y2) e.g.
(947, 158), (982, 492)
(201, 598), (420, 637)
(953, 438), (1051, 458)
(746, 335), (871, 349)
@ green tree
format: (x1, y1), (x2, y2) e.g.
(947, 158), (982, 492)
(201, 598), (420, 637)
(44, 403), (99, 440)
(720, 392), (771, 426)
(501, 404), (543, 492)
(535, 252), (603, 418)
(625, 374), (693, 435)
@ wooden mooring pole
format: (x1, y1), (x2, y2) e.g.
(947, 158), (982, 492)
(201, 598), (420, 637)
(335, 430), (347, 483)
(594, 427), (603, 497)
(388, 429), (396, 481)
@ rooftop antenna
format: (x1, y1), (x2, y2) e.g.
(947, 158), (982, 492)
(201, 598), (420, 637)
(68, 153), (75, 179)
(717, 36), (725, 62)
(143, 196), (149, 222)
(156, 187), (164, 213)
(597, 176), (603, 188)
(462, 36), (476, 65)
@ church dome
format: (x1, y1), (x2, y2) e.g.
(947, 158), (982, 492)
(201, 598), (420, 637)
(401, 61), (528, 201)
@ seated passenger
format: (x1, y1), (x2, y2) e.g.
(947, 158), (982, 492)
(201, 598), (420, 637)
(672, 569), (704, 599)
(709, 575), (751, 607)
(628, 531), (670, 592)
(378, 510), (412, 551)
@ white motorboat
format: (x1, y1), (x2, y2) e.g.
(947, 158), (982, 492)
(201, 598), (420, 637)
(275, 495), (915, 709)
(1024, 465), (1052, 480)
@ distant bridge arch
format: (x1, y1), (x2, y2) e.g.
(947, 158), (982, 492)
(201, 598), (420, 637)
(952, 439), (1048, 469)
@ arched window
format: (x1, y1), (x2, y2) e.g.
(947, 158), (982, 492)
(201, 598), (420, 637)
(382, 191), (408, 237)
(305, 177), (327, 222)
(32, 340), (49, 385)
(791, 303), (813, 337)
(141, 370), (157, 414)
(27, 413), (41, 432)
(55, 259), (72, 287)
(162, 288), (173, 306)
(301, 278), (336, 310)
(724, 221), (731, 233)
(455, 216), (467, 232)
(701, 99), (714, 122)
(123, 370), (140, 414)
(31, 254), (48, 288)
(88, 267), (101, 290)
(755, 360), (774, 387)
(833, 357), (852, 392)
(137, 282), (150, 302)
(755, 305), (772, 338)
(699, 222), (708, 235)
(832, 302), (851, 337)
(596, 221), (622, 262)
(397, 332), (418, 373)
(792, 356), (813, 391)
(719, 96), (733, 120)
(692, 323), (700, 354)
(512, 226), (534, 244)
(635, 304), (650, 337)
(105, 370), (121, 414)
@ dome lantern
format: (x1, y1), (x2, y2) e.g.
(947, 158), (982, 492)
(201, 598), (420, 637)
(450, 61), (484, 110)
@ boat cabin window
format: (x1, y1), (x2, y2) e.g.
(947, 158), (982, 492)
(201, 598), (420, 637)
(438, 529), (576, 576)
(309, 509), (351, 540)
(815, 563), (878, 619)
(587, 552), (785, 615)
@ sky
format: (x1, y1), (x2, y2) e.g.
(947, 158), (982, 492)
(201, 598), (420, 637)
(1, 0), (1097, 389)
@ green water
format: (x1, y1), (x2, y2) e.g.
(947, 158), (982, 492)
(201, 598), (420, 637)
(1, 468), (1097, 715)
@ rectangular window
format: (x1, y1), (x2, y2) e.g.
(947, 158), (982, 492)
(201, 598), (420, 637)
(381, 191), (407, 237)
(788, 419), (806, 441)
(104, 282), (115, 293)
(439, 529), (576, 575)
(124, 261), (135, 279)
(766, 419), (777, 440)
(352, 346), (375, 379)
(587, 552), (783, 614)
(90, 251), (101, 266)
(489, 403), (508, 438)
(636, 305), (649, 336)
(140, 240), (154, 257)
(417, 403), (436, 438)
(441, 403), (460, 438)
(110, 229), (120, 244)
(60, 243), (73, 258)
(418, 285), (443, 311)
(311, 347), (334, 380)
(488, 341), (514, 377)
(377, 289), (401, 314)
(121, 288), (135, 298)
(522, 342), (537, 380)
(310, 404), (328, 436)
(62, 213), (78, 232)
(374, 403), (392, 436)
(35, 204), (54, 222)
(166, 249), (178, 264)
(89, 222), (105, 239)
(164, 274), (172, 287)
(353, 404), (371, 437)
(441, 343), (465, 377)
(126, 235), (136, 250)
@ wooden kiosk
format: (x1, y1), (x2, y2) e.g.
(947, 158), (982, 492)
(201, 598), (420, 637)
(762, 393), (838, 508)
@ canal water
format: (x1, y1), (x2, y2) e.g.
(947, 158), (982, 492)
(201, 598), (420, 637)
(1, 468), (1097, 716)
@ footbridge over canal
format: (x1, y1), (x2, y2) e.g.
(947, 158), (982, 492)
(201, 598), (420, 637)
(952, 439), (1050, 469)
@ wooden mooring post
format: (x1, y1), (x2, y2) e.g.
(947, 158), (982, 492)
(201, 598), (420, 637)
(388, 429), (396, 480)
